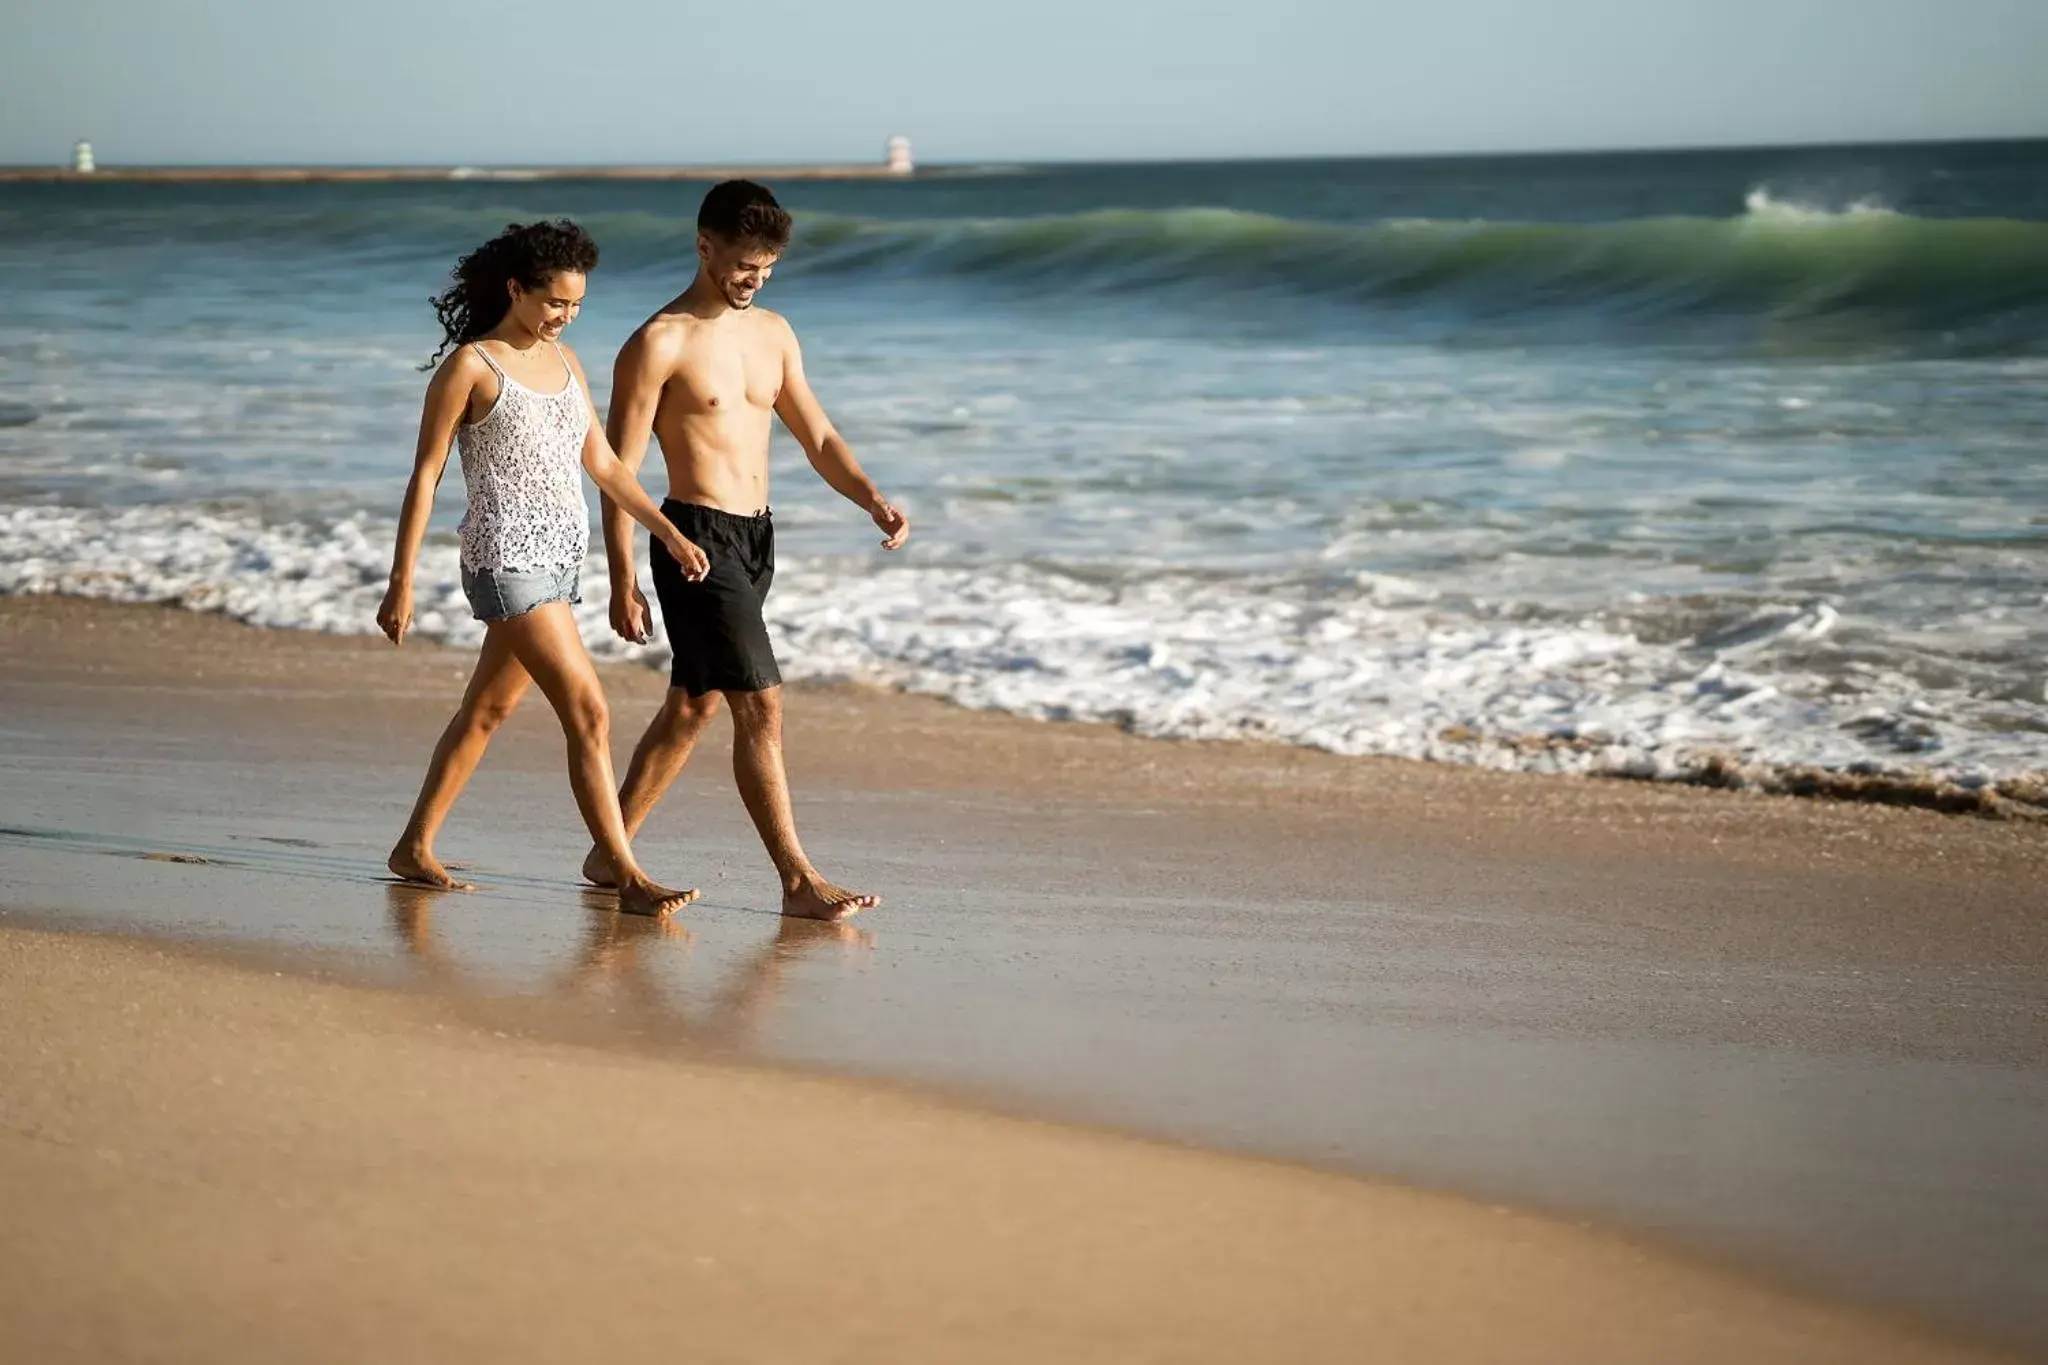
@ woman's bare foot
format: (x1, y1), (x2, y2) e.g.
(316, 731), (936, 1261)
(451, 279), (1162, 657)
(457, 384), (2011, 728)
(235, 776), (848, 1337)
(782, 874), (879, 922)
(618, 876), (700, 918)
(387, 843), (475, 891)
(581, 845), (619, 889)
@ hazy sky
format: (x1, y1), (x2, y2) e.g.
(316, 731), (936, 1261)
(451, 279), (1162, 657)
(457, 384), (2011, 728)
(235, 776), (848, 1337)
(5, 0), (2044, 165)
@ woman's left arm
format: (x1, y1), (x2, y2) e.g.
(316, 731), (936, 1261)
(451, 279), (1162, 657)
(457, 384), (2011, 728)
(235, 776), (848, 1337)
(563, 345), (709, 581)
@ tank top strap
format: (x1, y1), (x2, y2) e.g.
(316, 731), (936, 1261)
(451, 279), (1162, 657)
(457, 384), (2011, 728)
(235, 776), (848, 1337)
(469, 341), (507, 380)
(550, 341), (575, 391)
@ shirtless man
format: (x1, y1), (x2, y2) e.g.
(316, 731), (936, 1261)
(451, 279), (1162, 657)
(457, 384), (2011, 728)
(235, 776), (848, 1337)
(582, 181), (910, 921)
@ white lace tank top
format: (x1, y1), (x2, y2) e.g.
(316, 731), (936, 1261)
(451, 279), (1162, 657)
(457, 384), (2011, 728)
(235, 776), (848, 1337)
(455, 341), (592, 573)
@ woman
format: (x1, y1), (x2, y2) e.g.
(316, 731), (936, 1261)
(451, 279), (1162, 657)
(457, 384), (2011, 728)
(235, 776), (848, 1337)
(377, 219), (708, 917)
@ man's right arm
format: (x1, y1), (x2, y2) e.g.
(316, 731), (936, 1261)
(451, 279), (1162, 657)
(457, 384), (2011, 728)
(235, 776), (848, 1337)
(600, 326), (673, 642)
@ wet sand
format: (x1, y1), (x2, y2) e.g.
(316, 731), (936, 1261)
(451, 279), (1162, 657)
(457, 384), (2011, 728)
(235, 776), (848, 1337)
(2, 596), (2045, 1356)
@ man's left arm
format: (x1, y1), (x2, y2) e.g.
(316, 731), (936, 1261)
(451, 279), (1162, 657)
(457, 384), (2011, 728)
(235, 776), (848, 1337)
(773, 320), (909, 550)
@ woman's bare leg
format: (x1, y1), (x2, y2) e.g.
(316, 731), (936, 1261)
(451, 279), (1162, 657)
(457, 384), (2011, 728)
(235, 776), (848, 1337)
(388, 628), (532, 890)
(494, 603), (697, 917)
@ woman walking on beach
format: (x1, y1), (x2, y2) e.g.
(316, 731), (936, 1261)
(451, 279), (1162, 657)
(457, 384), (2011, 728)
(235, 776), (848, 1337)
(377, 220), (709, 916)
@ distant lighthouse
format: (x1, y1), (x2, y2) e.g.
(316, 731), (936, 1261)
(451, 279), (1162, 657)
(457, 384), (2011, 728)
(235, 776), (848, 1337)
(72, 140), (96, 174)
(885, 135), (913, 176)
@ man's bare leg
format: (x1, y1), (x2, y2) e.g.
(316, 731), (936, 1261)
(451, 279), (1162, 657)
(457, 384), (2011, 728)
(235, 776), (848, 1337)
(726, 686), (879, 922)
(388, 629), (532, 890)
(493, 604), (699, 918)
(582, 689), (724, 887)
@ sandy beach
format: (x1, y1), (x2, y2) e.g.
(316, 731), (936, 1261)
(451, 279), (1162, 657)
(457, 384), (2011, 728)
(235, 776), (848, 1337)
(3, 595), (2046, 1360)
(7, 926), (2027, 1365)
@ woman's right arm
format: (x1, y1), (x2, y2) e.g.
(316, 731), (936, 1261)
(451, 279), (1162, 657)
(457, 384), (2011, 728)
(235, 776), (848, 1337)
(378, 355), (476, 645)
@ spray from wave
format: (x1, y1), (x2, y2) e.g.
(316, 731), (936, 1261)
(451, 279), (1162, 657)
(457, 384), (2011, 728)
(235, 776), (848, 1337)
(1740, 187), (1898, 221)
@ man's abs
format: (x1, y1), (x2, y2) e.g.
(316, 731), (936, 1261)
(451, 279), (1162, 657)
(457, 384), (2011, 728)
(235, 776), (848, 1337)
(650, 405), (776, 515)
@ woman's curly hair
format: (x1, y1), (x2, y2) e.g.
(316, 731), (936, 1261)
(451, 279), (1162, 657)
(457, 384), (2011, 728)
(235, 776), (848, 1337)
(423, 219), (599, 368)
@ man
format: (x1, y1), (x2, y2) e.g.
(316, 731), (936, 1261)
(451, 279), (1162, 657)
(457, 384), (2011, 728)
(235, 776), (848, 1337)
(585, 180), (909, 921)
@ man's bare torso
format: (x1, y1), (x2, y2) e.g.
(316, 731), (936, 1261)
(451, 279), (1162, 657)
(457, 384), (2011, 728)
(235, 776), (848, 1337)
(637, 304), (790, 514)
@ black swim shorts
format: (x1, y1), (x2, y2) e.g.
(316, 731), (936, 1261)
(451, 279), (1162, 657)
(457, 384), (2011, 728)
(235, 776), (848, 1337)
(650, 500), (782, 698)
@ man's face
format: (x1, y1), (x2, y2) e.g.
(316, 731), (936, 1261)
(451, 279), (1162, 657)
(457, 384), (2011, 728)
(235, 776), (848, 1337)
(699, 234), (781, 310)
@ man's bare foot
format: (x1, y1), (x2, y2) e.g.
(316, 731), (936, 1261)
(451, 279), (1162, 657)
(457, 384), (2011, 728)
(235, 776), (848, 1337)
(581, 845), (619, 889)
(782, 875), (879, 922)
(387, 843), (475, 891)
(618, 876), (700, 918)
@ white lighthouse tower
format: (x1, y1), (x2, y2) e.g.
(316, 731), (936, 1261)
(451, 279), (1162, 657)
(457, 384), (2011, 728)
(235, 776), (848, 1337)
(885, 135), (913, 176)
(72, 140), (97, 174)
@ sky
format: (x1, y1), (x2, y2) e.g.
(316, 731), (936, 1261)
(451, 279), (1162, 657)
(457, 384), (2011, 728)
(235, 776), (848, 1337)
(4, 0), (2044, 165)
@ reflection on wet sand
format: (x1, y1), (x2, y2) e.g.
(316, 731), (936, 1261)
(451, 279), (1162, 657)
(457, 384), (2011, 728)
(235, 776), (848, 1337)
(385, 883), (872, 1046)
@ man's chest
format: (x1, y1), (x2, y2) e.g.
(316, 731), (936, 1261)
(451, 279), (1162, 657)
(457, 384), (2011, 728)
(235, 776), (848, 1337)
(667, 337), (782, 415)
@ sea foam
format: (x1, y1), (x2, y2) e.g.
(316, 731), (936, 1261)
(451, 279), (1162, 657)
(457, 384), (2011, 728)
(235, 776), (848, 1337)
(4, 502), (2042, 809)
(1741, 187), (1898, 221)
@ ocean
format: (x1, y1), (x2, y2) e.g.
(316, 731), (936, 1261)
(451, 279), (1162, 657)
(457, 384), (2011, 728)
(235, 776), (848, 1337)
(4, 141), (2046, 796)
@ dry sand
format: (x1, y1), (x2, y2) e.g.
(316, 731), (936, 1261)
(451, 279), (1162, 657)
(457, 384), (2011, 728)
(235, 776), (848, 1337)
(0, 925), (2025, 1365)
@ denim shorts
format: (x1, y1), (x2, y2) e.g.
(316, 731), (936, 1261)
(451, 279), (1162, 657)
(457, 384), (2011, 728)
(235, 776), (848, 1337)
(460, 562), (582, 623)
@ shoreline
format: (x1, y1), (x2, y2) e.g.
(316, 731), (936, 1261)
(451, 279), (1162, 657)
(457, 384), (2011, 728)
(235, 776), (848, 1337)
(4, 924), (2022, 1364)
(4, 596), (2046, 1353)
(4, 553), (2042, 819)
(8, 591), (2048, 876)
(4, 593), (2044, 936)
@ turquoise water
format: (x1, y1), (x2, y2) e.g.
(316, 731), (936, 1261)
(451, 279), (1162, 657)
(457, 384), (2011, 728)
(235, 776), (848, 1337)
(4, 141), (2046, 789)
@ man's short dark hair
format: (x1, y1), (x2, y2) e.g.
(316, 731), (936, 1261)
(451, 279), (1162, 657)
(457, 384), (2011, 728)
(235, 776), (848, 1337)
(697, 180), (793, 251)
